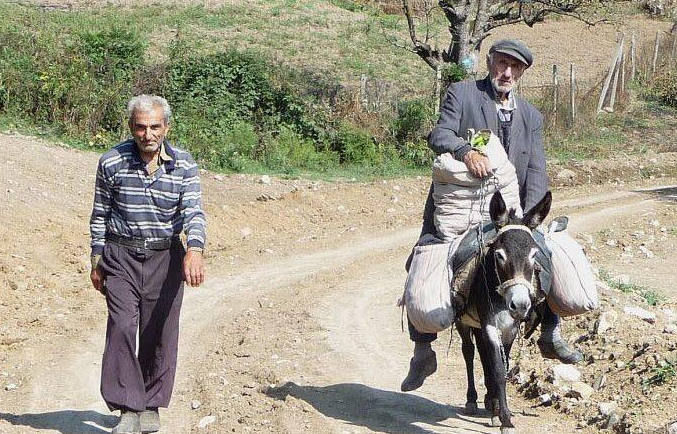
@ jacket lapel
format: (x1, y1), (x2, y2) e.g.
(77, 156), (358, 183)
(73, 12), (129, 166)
(508, 98), (525, 160)
(479, 78), (499, 134)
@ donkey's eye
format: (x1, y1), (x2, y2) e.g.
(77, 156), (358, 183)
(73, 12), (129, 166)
(495, 248), (507, 263)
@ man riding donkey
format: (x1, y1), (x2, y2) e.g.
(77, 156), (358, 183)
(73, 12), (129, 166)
(401, 39), (584, 392)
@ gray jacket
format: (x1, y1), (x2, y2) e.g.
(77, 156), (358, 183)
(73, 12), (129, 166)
(420, 76), (548, 238)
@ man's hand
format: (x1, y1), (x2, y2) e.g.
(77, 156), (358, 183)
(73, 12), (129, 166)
(90, 267), (105, 295)
(463, 150), (492, 178)
(183, 250), (205, 287)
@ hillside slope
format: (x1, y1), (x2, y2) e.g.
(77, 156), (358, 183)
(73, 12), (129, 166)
(8, 1), (672, 95)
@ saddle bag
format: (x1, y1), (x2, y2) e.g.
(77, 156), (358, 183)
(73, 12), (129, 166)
(400, 235), (465, 334)
(543, 219), (598, 317)
(401, 222), (553, 334)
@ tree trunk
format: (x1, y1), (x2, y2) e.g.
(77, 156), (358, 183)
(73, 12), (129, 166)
(450, 19), (472, 65)
(443, 0), (485, 73)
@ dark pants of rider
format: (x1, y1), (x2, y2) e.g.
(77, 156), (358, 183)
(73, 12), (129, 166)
(98, 241), (185, 412)
(407, 303), (560, 342)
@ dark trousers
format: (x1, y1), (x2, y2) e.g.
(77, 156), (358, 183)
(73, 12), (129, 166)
(98, 242), (185, 412)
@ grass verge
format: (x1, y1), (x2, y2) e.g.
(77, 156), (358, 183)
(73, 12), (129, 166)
(598, 269), (666, 306)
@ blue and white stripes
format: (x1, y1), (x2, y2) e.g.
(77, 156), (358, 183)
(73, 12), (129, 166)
(90, 140), (206, 255)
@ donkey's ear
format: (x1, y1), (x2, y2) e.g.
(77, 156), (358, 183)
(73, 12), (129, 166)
(523, 191), (552, 230)
(490, 191), (510, 229)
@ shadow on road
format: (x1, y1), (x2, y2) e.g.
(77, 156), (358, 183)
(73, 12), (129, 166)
(0, 410), (116, 434)
(266, 382), (488, 434)
(636, 185), (677, 203)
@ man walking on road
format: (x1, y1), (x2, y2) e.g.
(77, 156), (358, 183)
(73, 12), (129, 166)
(89, 95), (206, 434)
(401, 39), (583, 392)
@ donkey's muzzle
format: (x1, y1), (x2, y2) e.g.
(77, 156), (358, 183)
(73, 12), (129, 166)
(506, 284), (531, 320)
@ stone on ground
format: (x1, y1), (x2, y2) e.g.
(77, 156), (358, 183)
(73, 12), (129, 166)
(624, 306), (657, 324)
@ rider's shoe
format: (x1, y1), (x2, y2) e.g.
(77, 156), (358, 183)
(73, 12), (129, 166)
(139, 408), (160, 433)
(537, 339), (583, 364)
(401, 342), (437, 392)
(111, 410), (141, 434)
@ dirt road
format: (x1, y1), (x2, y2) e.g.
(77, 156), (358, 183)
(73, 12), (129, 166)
(0, 223), (588, 434)
(2, 170), (675, 433)
(0, 134), (675, 433)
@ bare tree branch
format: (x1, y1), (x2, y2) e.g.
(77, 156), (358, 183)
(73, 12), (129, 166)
(398, 0), (604, 74)
(396, 0), (443, 69)
(381, 26), (418, 54)
(424, 0), (435, 45)
(402, 0), (419, 46)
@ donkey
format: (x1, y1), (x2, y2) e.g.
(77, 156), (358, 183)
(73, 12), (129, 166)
(456, 190), (551, 434)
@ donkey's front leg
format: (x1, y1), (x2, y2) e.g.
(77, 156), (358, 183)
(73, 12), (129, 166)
(457, 323), (478, 415)
(481, 324), (515, 433)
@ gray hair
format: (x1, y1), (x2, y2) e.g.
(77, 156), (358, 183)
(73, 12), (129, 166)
(127, 94), (172, 124)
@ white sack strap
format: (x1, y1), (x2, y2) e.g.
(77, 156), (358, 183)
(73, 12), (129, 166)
(496, 277), (536, 298)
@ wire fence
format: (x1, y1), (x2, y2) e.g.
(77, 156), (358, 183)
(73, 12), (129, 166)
(328, 28), (676, 146)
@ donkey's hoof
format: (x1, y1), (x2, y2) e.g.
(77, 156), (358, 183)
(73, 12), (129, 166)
(490, 416), (501, 427)
(464, 402), (478, 415)
(500, 427), (517, 434)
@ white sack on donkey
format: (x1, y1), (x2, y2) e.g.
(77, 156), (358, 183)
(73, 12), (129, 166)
(432, 129), (522, 242)
(401, 130), (522, 334)
(542, 218), (599, 317)
(400, 236), (465, 334)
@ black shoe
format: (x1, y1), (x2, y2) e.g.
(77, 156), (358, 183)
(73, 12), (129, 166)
(537, 339), (583, 364)
(401, 348), (437, 392)
(111, 410), (140, 434)
(139, 408), (160, 433)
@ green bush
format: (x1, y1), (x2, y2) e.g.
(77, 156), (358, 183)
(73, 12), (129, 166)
(442, 62), (468, 85)
(337, 123), (380, 164)
(392, 98), (434, 145)
(264, 126), (339, 173)
(646, 72), (677, 107)
(79, 27), (146, 79)
(401, 140), (433, 167)
(164, 50), (277, 131)
(162, 48), (330, 170)
(215, 122), (260, 172)
(0, 23), (144, 140)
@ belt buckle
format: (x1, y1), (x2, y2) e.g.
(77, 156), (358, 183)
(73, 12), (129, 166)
(143, 239), (151, 250)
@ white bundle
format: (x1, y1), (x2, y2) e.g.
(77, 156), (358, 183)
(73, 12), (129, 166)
(543, 221), (599, 317)
(432, 132), (522, 242)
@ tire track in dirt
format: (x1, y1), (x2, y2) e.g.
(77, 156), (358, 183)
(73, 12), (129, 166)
(305, 189), (664, 434)
(0, 228), (417, 434)
(0, 187), (665, 433)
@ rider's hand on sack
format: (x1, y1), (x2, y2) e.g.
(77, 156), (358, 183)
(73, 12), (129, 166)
(463, 150), (491, 178)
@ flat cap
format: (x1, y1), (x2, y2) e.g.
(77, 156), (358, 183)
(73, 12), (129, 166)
(489, 39), (533, 68)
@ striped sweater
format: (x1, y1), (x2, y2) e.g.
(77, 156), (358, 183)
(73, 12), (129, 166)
(90, 139), (206, 256)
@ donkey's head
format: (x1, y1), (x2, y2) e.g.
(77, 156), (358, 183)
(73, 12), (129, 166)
(488, 191), (551, 321)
